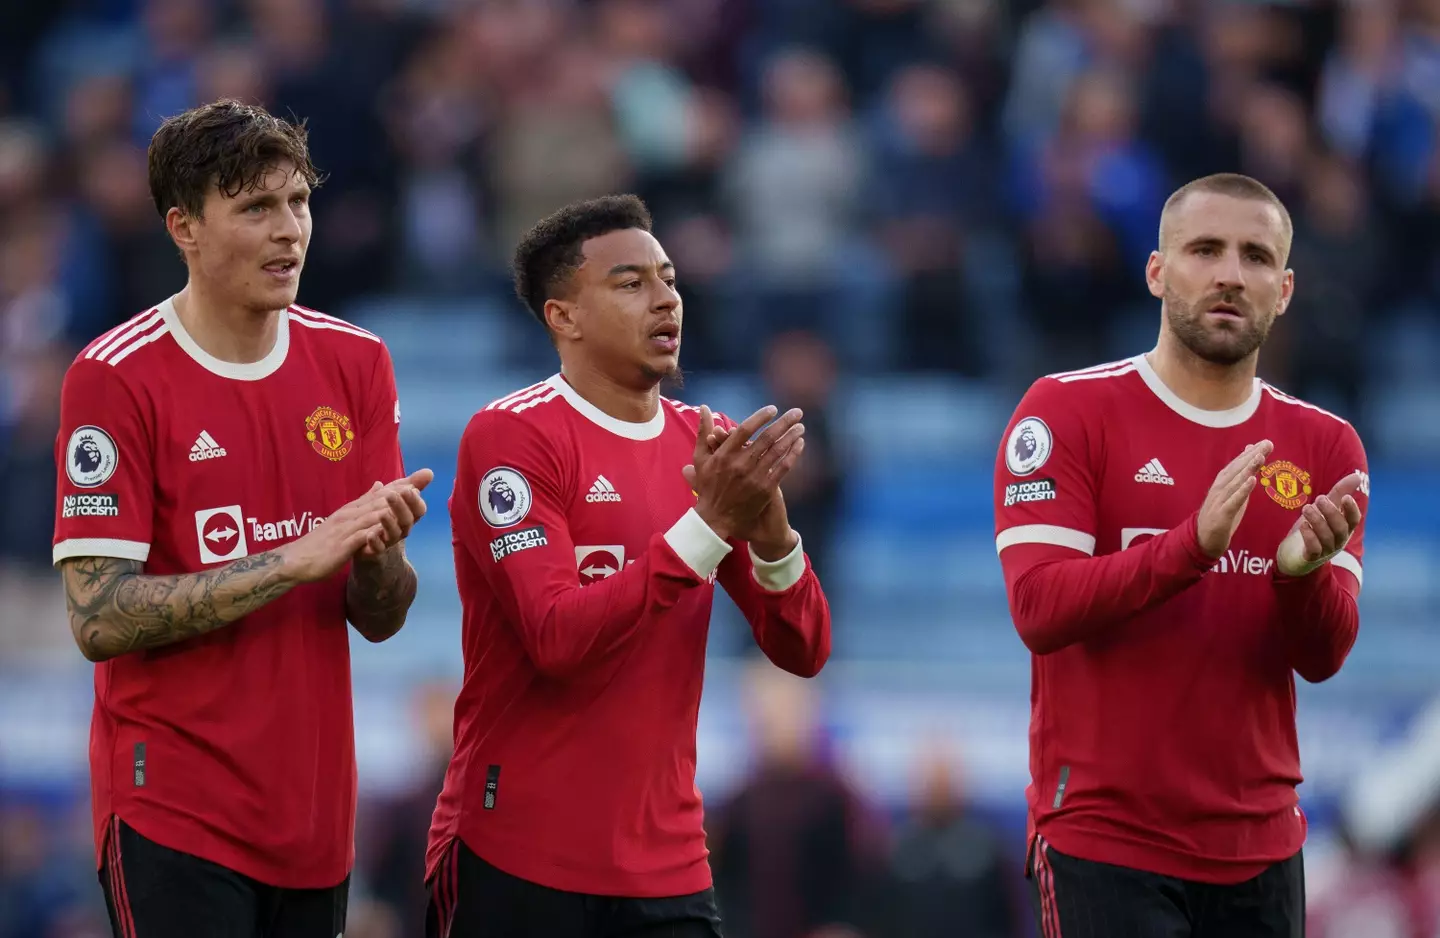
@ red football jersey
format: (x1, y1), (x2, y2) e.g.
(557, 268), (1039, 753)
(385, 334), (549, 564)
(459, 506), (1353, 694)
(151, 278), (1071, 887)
(427, 374), (832, 897)
(993, 354), (1369, 884)
(53, 297), (405, 889)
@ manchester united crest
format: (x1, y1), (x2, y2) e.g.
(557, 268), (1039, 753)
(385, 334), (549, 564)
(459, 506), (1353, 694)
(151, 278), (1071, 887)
(1260, 459), (1312, 509)
(305, 406), (355, 462)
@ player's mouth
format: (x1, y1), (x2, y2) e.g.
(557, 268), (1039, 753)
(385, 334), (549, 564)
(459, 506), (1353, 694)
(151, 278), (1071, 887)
(262, 257), (301, 282)
(1206, 302), (1244, 321)
(648, 322), (680, 353)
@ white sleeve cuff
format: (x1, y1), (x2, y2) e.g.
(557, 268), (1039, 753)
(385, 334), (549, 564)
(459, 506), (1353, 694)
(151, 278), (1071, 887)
(663, 508), (733, 580)
(749, 536), (806, 592)
(53, 538), (151, 567)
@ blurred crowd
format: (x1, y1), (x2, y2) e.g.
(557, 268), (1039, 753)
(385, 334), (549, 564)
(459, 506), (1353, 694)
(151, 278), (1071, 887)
(5, 0), (1440, 935)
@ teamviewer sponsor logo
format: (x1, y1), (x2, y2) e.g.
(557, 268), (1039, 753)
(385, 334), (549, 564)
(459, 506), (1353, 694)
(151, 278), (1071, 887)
(1211, 548), (1274, 577)
(195, 505), (248, 564)
(1004, 478), (1056, 507)
(247, 512), (322, 543)
(490, 525), (547, 562)
(62, 493), (120, 518)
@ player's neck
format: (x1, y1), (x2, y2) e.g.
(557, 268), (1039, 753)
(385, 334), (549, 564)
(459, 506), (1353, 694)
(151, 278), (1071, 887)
(558, 359), (660, 423)
(1146, 337), (1258, 412)
(173, 284), (284, 364)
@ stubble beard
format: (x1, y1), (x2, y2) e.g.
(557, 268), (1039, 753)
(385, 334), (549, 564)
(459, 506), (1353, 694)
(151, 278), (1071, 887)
(1163, 284), (1274, 367)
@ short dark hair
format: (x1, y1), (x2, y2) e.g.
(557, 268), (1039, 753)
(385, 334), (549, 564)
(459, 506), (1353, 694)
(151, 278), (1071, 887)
(512, 194), (654, 323)
(1160, 172), (1293, 257)
(147, 98), (321, 220)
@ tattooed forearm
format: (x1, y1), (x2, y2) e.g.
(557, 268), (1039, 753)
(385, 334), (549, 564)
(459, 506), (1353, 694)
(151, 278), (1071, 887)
(61, 554), (298, 662)
(345, 545), (417, 643)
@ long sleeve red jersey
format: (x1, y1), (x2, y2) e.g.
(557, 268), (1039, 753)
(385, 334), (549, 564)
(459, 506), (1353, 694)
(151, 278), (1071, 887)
(427, 375), (832, 897)
(993, 354), (1368, 885)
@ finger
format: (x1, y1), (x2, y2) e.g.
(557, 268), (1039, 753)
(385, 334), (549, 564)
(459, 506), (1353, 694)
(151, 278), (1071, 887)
(1315, 495), (1348, 540)
(695, 406), (714, 461)
(747, 408), (804, 459)
(403, 489), (428, 522)
(720, 405), (779, 454)
(682, 464), (698, 489)
(1328, 471), (1364, 502)
(1302, 504), (1335, 555)
(1220, 474), (1257, 516)
(1216, 440), (1272, 486)
(756, 423), (805, 473)
(768, 435), (805, 482)
(402, 468), (435, 492)
(384, 488), (417, 529)
(1299, 521), (1324, 561)
(1341, 494), (1362, 529)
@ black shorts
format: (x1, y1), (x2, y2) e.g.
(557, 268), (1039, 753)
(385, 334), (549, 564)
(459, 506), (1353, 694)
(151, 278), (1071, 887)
(1027, 836), (1305, 938)
(99, 817), (349, 938)
(426, 838), (723, 938)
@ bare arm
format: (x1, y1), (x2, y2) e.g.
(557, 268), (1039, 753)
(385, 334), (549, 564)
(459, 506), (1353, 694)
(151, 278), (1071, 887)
(61, 554), (299, 662)
(345, 544), (418, 643)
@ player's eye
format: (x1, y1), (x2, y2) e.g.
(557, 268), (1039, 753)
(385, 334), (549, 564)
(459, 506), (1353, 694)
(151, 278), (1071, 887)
(620, 281), (641, 290)
(663, 278), (677, 288)
(290, 196), (308, 208)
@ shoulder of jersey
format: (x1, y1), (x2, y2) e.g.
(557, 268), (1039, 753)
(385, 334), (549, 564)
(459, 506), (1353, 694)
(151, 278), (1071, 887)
(74, 305), (171, 373)
(74, 303), (385, 375)
(475, 380), (568, 426)
(286, 303), (385, 353)
(1259, 381), (1355, 432)
(1027, 357), (1142, 412)
(660, 395), (723, 429)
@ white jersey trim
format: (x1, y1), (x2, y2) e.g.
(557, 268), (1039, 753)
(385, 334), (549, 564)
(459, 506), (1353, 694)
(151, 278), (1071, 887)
(88, 309), (164, 362)
(1133, 354), (1262, 427)
(1262, 384), (1352, 426)
(547, 373), (666, 441)
(288, 310), (382, 344)
(750, 536), (806, 591)
(663, 508), (732, 579)
(162, 296), (290, 380)
(53, 537), (151, 566)
(995, 524), (1097, 556)
(1330, 549), (1363, 588)
(1047, 358), (1135, 380)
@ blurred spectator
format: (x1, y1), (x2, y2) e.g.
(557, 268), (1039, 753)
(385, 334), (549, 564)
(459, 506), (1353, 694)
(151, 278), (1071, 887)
(883, 743), (1023, 938)
(360, 680), (458, 938)
(1261, 151), (1375, 424)
(761, 331), (844, 585)
(709, 661), (881, 938)
(720, 47), (894, 371)
(1309, 697), (1440, 938)
(869, 63), (997, 375)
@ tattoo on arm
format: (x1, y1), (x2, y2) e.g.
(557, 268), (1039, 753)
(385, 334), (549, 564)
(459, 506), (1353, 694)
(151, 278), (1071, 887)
(345, 545), (418, 643)
(61, 554), (297, 662)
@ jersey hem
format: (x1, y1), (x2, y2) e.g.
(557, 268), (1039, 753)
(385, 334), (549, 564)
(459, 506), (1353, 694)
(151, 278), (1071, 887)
(461, 833), (713, 899)
(1037, 818), (1304, 886)
(104, 809), (352, 891)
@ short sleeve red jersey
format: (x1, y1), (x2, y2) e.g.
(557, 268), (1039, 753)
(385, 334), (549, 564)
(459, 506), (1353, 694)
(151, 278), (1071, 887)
(993, 355), (1368, 884)
(53, 298), (405, 889)
(427, 375), (832, 897)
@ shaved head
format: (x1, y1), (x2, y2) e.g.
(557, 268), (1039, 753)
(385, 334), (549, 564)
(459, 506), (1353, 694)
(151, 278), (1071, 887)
(1159, 173), (1293, 262)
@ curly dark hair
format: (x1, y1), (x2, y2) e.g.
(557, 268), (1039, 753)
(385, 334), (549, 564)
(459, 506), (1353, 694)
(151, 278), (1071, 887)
(147, 99), (322, 220)
(512, 195), (654, 324)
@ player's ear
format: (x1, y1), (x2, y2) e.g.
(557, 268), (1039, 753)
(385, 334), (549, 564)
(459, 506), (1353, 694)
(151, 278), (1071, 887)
(166, 206), (198, 254)
(544, 298), (582, 342)
(1275, 268), (1295, 318)
(1144, 250), (1165, 300)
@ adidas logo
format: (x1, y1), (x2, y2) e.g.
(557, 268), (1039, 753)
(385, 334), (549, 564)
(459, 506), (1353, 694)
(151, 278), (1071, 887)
(189, 431), (227, 462)
(1135, 458), (1175, 485)
(585, 475), (622, 503)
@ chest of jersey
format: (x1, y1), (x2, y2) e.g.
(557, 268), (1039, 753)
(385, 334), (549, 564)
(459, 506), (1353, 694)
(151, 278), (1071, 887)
(1098, 409), (1320, 577)
(561, 422), (700, 587)
(148, 368), (370, 568)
